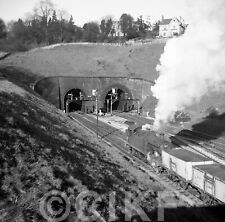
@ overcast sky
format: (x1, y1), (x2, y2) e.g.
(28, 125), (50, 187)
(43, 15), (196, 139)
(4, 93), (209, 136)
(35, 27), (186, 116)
(0, 0), (189, 26)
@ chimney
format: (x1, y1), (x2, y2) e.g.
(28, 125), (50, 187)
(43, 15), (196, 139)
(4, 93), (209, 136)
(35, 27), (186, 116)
(161, 15), (164, 21)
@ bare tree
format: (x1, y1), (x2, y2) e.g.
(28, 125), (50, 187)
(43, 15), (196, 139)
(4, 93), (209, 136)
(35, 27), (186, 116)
(57, 9), (70, 42)
(57, 9), (70, 21)
(33, 0), (55, 44)
(33, 0), (55, 21)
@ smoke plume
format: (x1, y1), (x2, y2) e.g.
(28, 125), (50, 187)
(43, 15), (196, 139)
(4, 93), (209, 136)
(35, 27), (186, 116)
(151, 0), (225, 129)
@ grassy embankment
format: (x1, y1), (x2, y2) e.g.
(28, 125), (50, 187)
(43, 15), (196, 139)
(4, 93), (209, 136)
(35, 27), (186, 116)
(0, 70), (165, 221)
(0, 42), (165, 81)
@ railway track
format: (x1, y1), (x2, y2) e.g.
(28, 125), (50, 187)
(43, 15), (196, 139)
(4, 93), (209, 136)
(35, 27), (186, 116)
(69, 112), (204, 207)
(168, 124), (225, 150)
(99, 112), (225, 204)
(116, 112), (154, 125)
(174, 134), (225, 159)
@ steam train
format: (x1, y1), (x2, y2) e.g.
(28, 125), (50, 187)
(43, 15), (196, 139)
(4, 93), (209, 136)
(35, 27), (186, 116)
(125, 124), (225, 205)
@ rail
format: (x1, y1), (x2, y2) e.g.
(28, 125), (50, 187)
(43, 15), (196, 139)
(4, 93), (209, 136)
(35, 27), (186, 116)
(68, 112), (204, 207)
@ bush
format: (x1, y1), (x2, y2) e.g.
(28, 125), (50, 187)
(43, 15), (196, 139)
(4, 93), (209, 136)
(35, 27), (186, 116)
(0, 39), (40, 52)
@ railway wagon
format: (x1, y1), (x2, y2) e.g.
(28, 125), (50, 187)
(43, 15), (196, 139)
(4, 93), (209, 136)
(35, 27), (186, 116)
(161, 148), (214, 181)
(192, 164), (225, 203)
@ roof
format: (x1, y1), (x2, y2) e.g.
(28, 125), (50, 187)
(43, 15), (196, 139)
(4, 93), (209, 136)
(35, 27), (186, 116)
(128, 123), (142, 131)
(194, 164), (225, 182)
(160, 19), (172, 25)
(164, 148), (211, 162)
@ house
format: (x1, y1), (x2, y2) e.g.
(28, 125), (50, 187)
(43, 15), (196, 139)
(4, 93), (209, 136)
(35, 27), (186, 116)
(159, 17), (185, 38)
(112, 21), (123, 37)
(143, 16), (152, 31)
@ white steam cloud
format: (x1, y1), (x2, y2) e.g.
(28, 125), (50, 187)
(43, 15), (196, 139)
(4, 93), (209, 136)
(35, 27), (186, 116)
(151, 0), (225, 129)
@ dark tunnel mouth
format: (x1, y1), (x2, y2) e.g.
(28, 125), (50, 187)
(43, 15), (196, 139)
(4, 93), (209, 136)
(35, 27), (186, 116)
(64, 88), (86, 112)
(104, 88), (135, 113)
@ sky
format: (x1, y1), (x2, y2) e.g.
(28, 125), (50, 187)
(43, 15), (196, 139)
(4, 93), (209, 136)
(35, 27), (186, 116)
(0, 0), (189, 26)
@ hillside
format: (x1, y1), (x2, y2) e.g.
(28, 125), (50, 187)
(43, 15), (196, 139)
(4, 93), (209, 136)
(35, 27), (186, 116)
(0, 76), (165, 221)
(0, 42), (166, 82)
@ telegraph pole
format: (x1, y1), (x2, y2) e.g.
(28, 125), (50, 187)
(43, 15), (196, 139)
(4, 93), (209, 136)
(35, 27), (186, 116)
(92, 89), (99, 138)
(110, 94), (113, 116)
(106, 99), (109, 113)
(96, 93), (98, 138)
(110, 88), (117, 116)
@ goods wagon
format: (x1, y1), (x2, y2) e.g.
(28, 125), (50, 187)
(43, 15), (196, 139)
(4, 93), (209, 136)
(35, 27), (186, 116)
(193, 164), (225, 203)
(161, 148), (214, 181)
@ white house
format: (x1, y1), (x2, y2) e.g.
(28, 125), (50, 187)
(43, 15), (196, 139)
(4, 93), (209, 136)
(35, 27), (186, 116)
(112, 21), (123, 37)
(159, 17), (185, 38)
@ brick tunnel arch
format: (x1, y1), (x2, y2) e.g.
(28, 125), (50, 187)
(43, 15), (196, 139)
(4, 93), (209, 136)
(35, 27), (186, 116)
(64, 88), (86, 112)
(101, 84), (134, 113)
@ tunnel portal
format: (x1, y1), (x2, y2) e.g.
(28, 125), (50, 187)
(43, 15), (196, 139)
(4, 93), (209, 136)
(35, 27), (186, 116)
(104, 88), (135, 113)
(34, 76), (154, 114)
(64, 88), (85, 113)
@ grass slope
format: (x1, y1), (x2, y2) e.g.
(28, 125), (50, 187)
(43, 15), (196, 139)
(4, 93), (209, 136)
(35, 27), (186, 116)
(0, 42), (165, 81)
(0, 77), (165, 221)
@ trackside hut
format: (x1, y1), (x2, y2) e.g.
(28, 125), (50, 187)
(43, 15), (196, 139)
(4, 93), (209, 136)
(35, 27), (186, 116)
(162, 148), (214, 181)
(192, 164), (225, 203)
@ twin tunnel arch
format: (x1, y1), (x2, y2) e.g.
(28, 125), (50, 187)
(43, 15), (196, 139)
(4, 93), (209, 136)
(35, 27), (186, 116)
(64, 85), (135, 113)
(34, 76), (153, 114)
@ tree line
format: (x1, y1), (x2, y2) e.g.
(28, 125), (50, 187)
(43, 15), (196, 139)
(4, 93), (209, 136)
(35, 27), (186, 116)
(0, 0), (160, 52)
